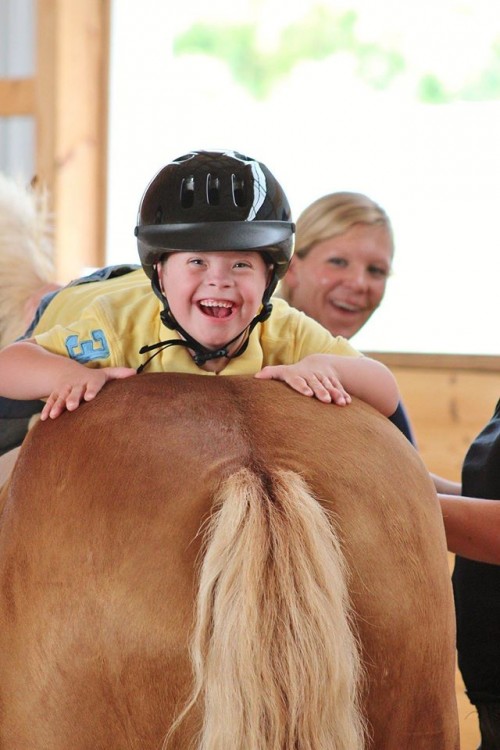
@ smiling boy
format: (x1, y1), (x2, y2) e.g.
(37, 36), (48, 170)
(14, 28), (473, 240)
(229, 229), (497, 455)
(0, 150), (399, 429)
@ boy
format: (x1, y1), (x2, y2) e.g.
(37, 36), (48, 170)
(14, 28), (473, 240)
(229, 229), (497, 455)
(0, 150), (398, 438)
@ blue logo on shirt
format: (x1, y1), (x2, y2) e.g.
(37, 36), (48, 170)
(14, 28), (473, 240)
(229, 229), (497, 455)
(65, 330), (110, 363)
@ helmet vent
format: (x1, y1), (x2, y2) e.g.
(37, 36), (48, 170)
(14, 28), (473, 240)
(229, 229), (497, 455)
(180, 176), (195, 208)
(206, 174), (220, 205)
(231, 174), (247, 207)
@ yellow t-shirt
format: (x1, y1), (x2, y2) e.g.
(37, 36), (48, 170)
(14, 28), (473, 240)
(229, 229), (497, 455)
(33, 268), (361, 375)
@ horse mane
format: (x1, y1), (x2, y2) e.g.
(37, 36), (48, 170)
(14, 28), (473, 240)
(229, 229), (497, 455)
(0, 173), (55, 347)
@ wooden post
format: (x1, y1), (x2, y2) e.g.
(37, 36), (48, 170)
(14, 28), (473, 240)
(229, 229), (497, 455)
(36, 0), (110, 281)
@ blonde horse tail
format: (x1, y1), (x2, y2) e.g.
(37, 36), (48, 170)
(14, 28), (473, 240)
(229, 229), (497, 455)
(166, 467), (365, 750)
(0, 173), (55, 347)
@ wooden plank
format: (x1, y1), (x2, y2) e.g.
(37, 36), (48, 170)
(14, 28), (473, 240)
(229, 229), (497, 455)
(35, 0), (57, 195)
(0, 78), (35, 115)
(364, 351), (500, 372)
(35, 0), (110, 281)
(390, 366), (498, 481)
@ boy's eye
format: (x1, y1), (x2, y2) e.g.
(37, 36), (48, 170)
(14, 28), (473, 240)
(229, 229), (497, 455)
(234, 261), (252, 269)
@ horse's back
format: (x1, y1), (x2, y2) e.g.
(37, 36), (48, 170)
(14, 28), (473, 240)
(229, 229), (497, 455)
(0, 374), (459, 749)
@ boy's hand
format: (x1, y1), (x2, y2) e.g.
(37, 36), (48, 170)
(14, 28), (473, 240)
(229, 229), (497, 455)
(41, 366), (136, 420)
(254, 355), (352, 405)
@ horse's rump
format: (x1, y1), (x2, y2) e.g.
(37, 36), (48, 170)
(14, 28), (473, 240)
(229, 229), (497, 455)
(0, 374), (459, 749)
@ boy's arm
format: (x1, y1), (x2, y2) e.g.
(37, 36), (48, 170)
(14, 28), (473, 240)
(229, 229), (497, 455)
(255, 354), (399, 416)
(0, 339), (135, 419)
(0, 340), (86, 400)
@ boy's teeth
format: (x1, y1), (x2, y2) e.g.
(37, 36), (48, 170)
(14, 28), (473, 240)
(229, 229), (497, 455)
(201, 300), (232, 308)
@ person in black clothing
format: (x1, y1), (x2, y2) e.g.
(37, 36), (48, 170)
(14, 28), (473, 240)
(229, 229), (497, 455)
(452, 399), (500, 750)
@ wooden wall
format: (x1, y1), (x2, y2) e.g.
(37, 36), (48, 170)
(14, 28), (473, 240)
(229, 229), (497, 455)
(36, 0), (110, 280)
(370, 353), (499, 482)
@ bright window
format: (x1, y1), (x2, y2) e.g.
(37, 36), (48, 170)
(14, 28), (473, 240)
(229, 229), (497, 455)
(107, 0), (500, 355)
(0, 0), (35, 179)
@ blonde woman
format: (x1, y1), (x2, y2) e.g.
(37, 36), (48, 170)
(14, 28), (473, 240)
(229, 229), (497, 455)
(280, 191), (393, 340)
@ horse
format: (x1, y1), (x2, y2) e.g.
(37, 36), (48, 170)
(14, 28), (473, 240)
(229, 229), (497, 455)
(0, 171), (59, 350)
(0, 373), (459, 749)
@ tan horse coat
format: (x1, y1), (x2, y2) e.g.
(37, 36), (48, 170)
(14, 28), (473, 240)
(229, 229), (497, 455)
(0, 374), (459, 749)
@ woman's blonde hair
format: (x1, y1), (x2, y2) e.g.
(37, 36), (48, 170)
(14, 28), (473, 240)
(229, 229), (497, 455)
(295, 191), (393, 258)
(279, 191), (393, 301)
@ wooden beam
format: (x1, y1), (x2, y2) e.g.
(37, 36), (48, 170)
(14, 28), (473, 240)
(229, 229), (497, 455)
(0, 79), (35, 115)
(36, 0), (110, 281)
(364, 351), (500, 372)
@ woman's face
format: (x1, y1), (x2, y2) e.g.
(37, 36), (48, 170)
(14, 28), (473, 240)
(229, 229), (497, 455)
(286, 223), (392, 339)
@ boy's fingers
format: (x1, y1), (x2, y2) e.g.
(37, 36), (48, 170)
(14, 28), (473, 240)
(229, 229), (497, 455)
(305, 375), (332, 402)
(255, 366), (352, 407)
(254, 365), (282, 380)
(40, 371), (131, 420)
(105, 367), (136, 380)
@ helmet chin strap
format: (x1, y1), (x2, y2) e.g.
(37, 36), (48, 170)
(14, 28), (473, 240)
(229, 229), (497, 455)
(137, 268), (273, 373)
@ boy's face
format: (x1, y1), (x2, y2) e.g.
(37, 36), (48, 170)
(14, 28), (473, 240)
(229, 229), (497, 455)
(158, 251), (271, 352)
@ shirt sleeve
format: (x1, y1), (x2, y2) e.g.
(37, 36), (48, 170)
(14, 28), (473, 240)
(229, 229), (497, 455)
(260, 299), (363, 365)
(33, 305), (117, 367)
(288, 305), (363, 360)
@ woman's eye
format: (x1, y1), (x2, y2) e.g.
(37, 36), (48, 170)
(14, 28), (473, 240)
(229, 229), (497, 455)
(368, 266), (389, 278)
(327, 257), (347, 268)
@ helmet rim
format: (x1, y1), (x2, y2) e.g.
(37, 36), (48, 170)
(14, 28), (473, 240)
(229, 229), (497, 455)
(136, 220), (294, 279)
(136, 149), (294, 280)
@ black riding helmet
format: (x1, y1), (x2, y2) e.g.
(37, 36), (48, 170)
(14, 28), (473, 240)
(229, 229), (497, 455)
(136, 149), (294, 299)
(134, 150), (295, 369)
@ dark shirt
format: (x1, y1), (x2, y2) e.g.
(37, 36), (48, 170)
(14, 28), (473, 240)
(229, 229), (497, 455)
(452, 398), (500, 705)
(388, 401), (416, 445)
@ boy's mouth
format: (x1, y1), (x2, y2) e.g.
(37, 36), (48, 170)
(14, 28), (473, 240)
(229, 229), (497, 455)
(198, 299), (234, 319)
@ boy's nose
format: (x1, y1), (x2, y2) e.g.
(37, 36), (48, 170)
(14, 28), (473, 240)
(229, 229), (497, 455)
(207, 267), (233, 286)
(208, 276), (232, 287)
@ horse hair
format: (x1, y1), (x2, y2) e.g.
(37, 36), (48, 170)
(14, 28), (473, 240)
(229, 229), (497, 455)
(164, 467), (365, 750)
(0, 172), (55, 348)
